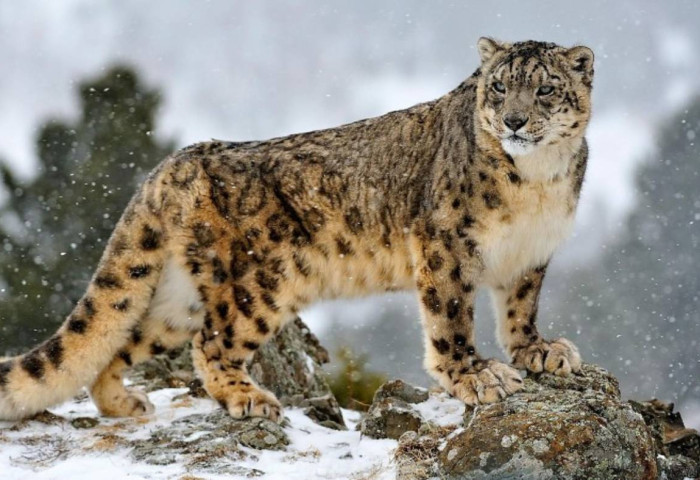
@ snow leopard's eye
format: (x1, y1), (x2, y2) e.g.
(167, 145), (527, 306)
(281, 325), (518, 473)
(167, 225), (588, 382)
(537, 85), (554, 96)
(492, 81), (506, 94)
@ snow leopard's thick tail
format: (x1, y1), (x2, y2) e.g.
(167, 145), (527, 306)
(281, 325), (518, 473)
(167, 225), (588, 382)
(0, 172), (170, 421)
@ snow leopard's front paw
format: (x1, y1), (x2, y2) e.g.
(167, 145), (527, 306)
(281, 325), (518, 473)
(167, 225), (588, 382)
(451, 359), (524, 406)
(511, 338), (581, 376)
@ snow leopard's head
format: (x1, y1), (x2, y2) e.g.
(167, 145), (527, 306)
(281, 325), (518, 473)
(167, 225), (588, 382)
(475, 38), (594, 157)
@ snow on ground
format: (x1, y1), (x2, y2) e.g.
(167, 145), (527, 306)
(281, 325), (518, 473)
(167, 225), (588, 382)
(411, 391), (464, 427)
(0, 387), (405, 480)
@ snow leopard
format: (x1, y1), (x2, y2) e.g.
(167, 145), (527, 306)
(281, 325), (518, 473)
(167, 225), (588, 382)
(0, 38), (594, 421)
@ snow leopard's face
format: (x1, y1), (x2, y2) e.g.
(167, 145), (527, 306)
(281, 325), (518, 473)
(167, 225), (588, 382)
(475, 38), (594, 157)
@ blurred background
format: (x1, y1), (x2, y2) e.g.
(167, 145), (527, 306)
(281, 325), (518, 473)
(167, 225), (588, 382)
(1, 1), (698, 425)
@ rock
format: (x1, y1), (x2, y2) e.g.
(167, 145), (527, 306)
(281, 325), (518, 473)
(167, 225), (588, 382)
(532, 363), (621, 396)
(439, 365), (657, 479)
(129, 316), (345, 429)
(394, 364), (662, 480)
(629, 399), (700, 479)
(131, 409), (289, 466)
(234, 416), (289, 450)
(360, 397), (424, 440)
(657, 454), (699, 480)
(250, 317), (331, 395)
(630, 398), (700, 459)
(396, 427), (456, 480)
(373, 379), (429, 404)
(71, 417), (99, 429)
(18, 410), (65, 427)
(129, 344), (195, 392)
(299, 394), (347, 431)
(358, 379), (432, 440)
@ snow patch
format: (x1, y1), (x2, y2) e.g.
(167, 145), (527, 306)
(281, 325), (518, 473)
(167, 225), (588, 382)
(412, 391), (465, 427)
(0, 387), (402, 480)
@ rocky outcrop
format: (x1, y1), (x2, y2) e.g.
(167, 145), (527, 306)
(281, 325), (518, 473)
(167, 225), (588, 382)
(368, 365), (700, 480)
(4, 320), (698, 480)
(436, 365), (657, 480)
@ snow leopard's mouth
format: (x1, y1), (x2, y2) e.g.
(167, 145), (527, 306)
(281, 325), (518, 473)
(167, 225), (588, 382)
(504, 133), (538, 144)
(501, 135), (538, 156)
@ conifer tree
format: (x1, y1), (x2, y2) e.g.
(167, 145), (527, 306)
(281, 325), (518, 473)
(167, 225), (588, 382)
(0, 66), (174, 352)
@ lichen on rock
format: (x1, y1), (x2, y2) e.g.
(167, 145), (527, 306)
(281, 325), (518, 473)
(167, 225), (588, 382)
(388, 364), (700, 480)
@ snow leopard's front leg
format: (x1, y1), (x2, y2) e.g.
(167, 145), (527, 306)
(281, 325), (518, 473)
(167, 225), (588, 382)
(412, 231), (523, 406)
(491, 264), (582, 376)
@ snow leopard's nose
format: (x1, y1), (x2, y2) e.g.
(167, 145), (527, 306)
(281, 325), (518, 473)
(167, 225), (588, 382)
(503, 113), (529, 132)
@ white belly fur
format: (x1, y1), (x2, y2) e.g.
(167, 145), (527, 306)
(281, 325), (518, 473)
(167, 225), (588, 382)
(148, 257), (205, 331)
(480, 179), (575, 287)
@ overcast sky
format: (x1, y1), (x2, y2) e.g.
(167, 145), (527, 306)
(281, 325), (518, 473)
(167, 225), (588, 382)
(2, 1), (698, 232)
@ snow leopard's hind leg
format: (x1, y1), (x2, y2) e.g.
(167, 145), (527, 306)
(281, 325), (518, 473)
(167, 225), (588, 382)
(89, 253), (212, 417)
(89, 315), (195, 417)
(191, 298), (292, 423)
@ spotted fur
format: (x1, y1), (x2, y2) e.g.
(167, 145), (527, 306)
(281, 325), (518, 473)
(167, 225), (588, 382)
(0, 38), (592, 421)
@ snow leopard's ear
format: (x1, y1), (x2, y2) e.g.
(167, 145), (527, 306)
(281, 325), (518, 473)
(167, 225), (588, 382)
(564, 46), (594, 87)
(477, 37), (505, 64)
